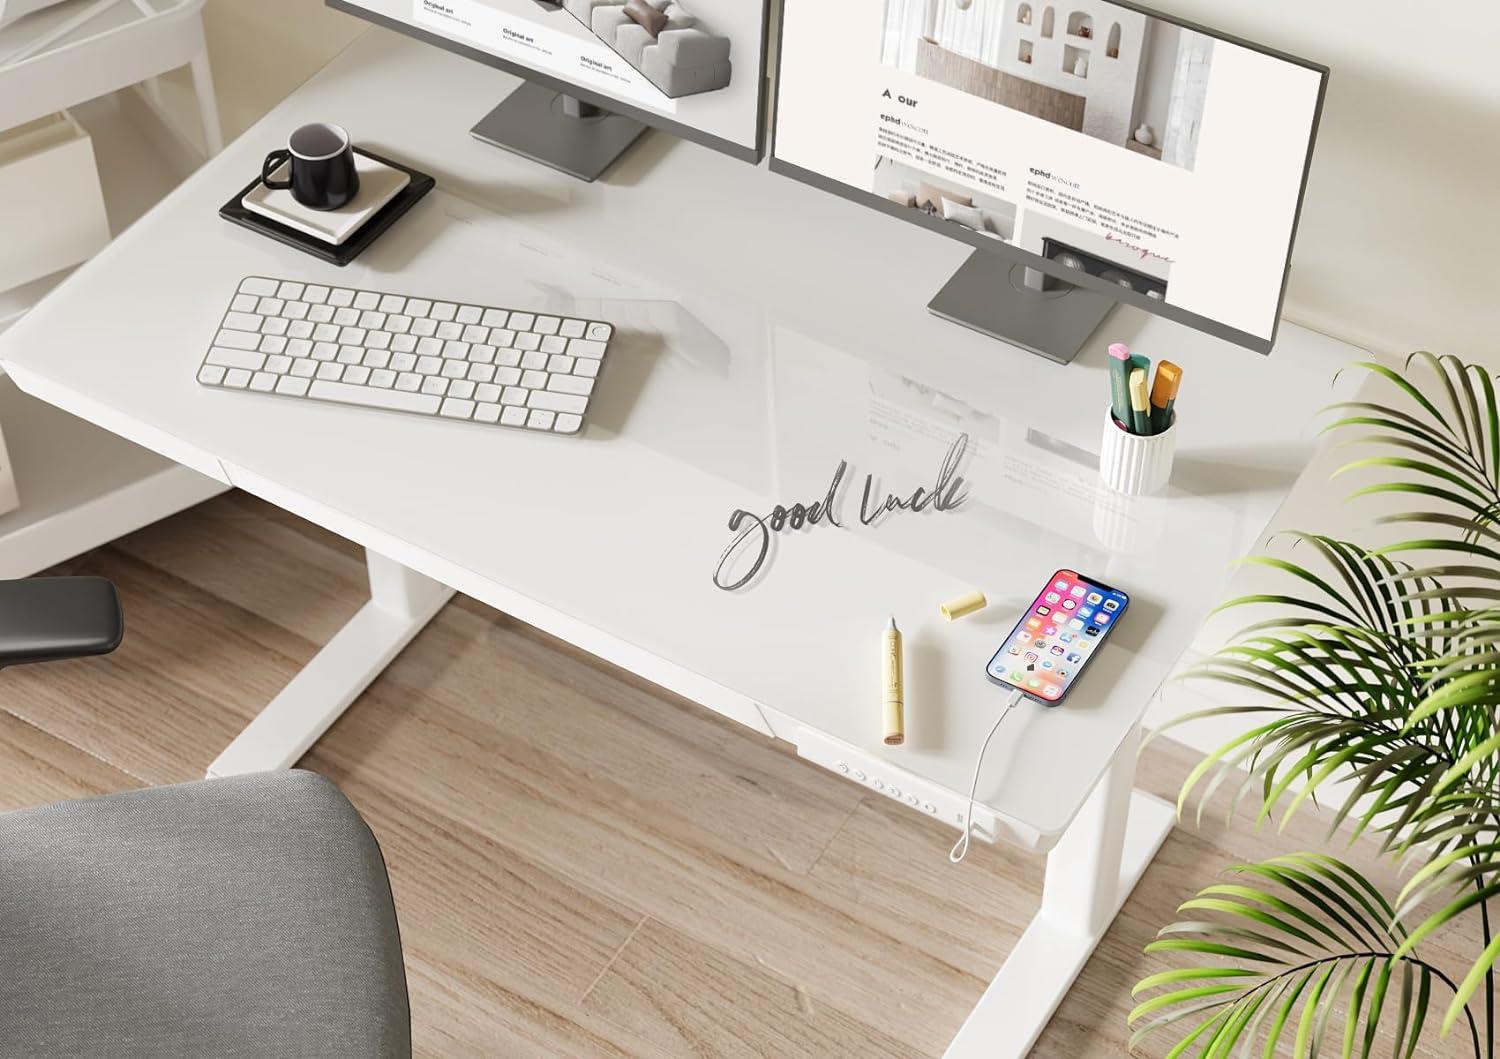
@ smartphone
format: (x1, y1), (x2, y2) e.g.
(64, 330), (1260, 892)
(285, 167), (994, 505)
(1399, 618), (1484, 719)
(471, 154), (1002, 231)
(985, 569), (1129, 705)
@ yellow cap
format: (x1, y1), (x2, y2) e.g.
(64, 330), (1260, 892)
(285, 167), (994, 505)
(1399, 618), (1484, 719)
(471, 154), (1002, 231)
(940, 590), (988, 621)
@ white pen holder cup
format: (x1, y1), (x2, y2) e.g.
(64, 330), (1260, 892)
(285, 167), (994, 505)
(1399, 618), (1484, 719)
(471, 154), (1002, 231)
(1099, 407), (1176, 495)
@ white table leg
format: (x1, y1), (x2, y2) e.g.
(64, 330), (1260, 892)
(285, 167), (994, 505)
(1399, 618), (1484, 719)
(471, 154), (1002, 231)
(206, 550), (453, 778)
(943, 725), (1176, 1058)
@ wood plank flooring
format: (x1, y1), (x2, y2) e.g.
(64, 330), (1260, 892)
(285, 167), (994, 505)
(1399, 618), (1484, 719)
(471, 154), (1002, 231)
(0, 491), (1475, 1057)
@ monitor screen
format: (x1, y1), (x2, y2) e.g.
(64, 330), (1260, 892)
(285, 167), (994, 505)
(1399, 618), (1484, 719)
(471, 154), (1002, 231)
(771, 0), (1326, 350)
(339, 0), (770, 158)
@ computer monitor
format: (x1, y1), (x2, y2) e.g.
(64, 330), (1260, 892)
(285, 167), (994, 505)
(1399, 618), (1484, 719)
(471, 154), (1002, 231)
(332, 0), (771, 181)
(770, 0), (1327, 361)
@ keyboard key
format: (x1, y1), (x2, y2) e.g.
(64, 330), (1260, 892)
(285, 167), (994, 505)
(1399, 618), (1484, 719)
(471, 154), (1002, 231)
(554, 413), (583, 434)
(208, 346), (265, 370)
(277, 281), (305, 300)
(378, 294), (406, 314)
(490, 329), (516, 348)
(475, 383), (502, 403)
(462, 324), (489, 344)
(475, 403), (501, 423)
(435, 321), (463, 341)
(395, 373), (422, 392)
(548, 374), (594, 396)
(515, 332), (542, 352)
(496, 348), (521, 368)
(528, 409), (555, 430)
(363, 348), (391, 368)
(420, 376), (449, 397)
(500, 386), (528, 406)
(256, 297), (285, 316)
(224, 368), (252, 388)
(366, 331), (391, 350)
(548, 354), (575, 374)
(313, 323), (340, 342)
(317, 363), (344, 381)
(276, 375), (311, 396)
(303, 285), (330, 304)
(520, 350), (547, 371)
(391, 334), (418, 354)
(310, 380), (442, 415)
(288, 320), (315, 339)
(198, 365), (226, 385)
(468, 344), (496, 364)
(481, 308), (509, 327)
(416, 355), (442, 375)
(534, 315), (561, 335)
(240, 277), (278, 296)
(387, 315), (412, 334)
(560, 319), (587, 338)
(344, 365), (371, 385)
(223, 311), (262, 332)
(509, 312), (535, 331)
(440, 397), (475, 419)
(521, 369), (548, 389)
(416, 336), (443, 357)
(493, 366), (521, 386)
(358, 311), (386, 330)
(338, 326), (367, 345)
(541, 335), (568, 355)
(448, 380), (475, 400)
(569, 338), (607, 359)
(467, 363), (495, 383)
(390, 352), (417, 372)
(337, 345), (365, 365)
(281, 301), (309, 320)
(261, 317), (289, 336)
(574, 359), (600, 378)
(586, 322), (613, 341)
(259, 335), (287, 354)
(440, 360), (468, 379)
(528, 390), (588, 414)
(353, 291), (380, 310)
(291, 360), (318, 378)
(430, 301), (457, 321)
(265, 355), (293, 375)
(312, 342), (338, 361)
(231, 295), (259, 313)
(286, 338), (313, 357)
(500, 406), (528, 426)
(455, 305), (482, 324)
(442, 340), (469, 360)
(309, 304), (336, 323)
(333, 307), (360, 326)
(215, 329), (261, 351)
(411, 318), (438, 337)
(406, 298), (431, 317)
(369, 369), (396, 388)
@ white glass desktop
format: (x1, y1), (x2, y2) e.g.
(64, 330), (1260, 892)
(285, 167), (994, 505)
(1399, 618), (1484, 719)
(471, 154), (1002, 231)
(0, 29), (1363, 1057)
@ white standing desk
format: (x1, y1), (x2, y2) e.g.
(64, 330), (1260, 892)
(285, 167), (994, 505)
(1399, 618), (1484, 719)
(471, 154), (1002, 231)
(0, 28), (1366, 1056)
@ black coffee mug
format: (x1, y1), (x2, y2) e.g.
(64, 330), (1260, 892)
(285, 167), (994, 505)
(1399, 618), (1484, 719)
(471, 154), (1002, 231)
(261, 123), (359, 211)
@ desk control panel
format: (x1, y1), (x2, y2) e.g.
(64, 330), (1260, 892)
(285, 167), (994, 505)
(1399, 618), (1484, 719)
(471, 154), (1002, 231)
(791, 725), (1010, 846)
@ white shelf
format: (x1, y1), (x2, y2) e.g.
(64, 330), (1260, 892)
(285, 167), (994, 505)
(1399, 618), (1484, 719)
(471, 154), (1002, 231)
(0, 374), (224, 577)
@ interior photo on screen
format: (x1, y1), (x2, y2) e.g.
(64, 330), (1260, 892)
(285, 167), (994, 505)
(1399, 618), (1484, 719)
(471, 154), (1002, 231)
(881, 0), (1214, 170)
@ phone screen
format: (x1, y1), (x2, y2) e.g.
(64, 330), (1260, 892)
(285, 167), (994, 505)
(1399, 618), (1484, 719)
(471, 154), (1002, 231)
(985, 569), (1129, 704)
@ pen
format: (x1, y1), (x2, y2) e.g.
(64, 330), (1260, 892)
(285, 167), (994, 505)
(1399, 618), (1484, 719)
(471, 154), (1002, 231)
(1107, 343), (1132, 425)
(1150, 361), (1182, 433)
(1128, 368), (1151, 435)
(883, 616), (904, 746)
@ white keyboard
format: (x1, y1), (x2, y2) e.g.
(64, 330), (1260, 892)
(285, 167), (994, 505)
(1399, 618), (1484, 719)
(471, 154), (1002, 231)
(196, 276), (615, 435)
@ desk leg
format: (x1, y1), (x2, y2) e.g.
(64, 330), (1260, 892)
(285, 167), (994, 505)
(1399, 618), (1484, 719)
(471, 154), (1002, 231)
(942, 726), (1176, 1058)
(206, 550), (453, 778)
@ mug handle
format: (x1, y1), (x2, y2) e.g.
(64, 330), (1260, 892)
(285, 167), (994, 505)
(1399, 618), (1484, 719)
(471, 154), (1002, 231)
(261, 149), (293, 190)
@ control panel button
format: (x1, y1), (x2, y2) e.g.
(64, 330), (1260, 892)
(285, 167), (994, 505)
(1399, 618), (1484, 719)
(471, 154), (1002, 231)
(852, 770), (866, 782)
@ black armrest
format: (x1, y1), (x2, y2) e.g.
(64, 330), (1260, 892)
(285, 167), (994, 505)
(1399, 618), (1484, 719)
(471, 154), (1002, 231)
(0, 577), (123, 669)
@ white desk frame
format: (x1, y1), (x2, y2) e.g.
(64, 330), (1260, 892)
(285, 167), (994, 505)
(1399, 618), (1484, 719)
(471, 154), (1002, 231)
(0, 28), (1364, 1057)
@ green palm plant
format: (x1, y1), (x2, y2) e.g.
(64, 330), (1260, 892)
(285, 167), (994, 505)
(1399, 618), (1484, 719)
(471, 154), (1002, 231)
(1128, 353), (1500, 1057)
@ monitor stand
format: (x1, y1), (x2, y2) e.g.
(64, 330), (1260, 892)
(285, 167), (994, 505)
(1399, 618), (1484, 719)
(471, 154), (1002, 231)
(927, 251), (1115, 365)
(471, 82), (647, 182)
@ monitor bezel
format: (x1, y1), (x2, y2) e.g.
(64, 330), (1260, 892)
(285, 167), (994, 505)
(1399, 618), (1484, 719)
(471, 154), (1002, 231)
(328, 0), (773, 164)
(766, 0), (1329, 354)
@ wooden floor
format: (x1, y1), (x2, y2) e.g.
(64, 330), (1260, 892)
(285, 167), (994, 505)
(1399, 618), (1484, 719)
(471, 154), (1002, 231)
(0, 492), (1475, 1058)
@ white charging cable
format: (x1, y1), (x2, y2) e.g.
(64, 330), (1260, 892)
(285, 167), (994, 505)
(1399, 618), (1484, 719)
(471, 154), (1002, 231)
(950, 687), (1025, 863)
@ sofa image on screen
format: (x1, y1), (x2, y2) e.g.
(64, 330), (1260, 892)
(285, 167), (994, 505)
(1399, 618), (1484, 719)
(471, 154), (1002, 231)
(563, 0), (732, 98)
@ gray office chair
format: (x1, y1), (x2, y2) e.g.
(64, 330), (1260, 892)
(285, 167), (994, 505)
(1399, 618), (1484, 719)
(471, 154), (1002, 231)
(0, 576), (411, 1058)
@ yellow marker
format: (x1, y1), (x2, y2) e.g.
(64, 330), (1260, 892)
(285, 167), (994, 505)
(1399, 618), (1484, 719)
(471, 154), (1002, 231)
(883, 616), (904, 746)
(1150, 360), (1182, 433)
(940, 590), (987, 621)
(1128, 368), (1151, 435)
